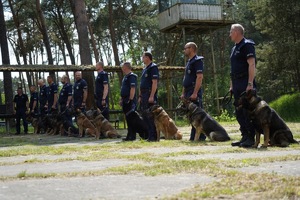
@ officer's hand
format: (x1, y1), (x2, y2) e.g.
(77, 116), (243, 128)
(148, 96), (154, 104)
(229, 88), (233, 94)
(246, 85), (253, 92)
(189, 93), (197, 101)
(101, 99), (106, 106)
(180, 94), (185, 100)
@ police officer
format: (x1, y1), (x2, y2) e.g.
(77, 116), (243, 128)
(138, 52), (159, 142)
(59, 75), (72, 116)
(46, 75), (58, 113)
(95, 61), (109, 120)
(13, 87), (29, 135)
(38, 79), (48, 116)
(73, 71), (87, 112)
(29, 85), (38, 117)
(180, 42), (206, 141)
(229, 24), (256, 148)
(120, 62), (138, 141)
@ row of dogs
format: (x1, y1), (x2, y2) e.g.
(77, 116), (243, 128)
(26, 89), (298, 148)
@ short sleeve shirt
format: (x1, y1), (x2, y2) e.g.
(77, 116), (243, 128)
(140, 62), (159, 90)
(183, 55), (204, 88)
(95, 71), (109, 99)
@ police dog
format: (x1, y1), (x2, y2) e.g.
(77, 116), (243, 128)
(126, 110), (149, 140)
(56, 112), (79, 137)
(238, 89), (298, 148)
(85, 109), (121, 139)
(75, 109), (100, 139)
(26, 114), (40, 134)
(177, 100), (230, 142)
(150, 105), (182, 141)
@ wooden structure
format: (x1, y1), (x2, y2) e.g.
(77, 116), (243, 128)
(158, 0), (235, 114)
(158, 0), (235, 34)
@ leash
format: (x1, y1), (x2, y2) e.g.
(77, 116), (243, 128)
(222, 90), (233, 107)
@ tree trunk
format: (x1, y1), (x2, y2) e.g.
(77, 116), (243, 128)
(0, 0), (14, 118)
(70, 0), (95, 109)
(108, 0), (123, 85)
(36, 0), (55, 78)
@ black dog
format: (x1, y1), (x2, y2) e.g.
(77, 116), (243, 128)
(238, 89), (298, 148)
(125, 110), (149, 140)
(56, 112), (79, 137)
(177, 99), (230, 142)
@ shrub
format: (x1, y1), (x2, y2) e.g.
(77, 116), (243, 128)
(269, 93), (300, 122)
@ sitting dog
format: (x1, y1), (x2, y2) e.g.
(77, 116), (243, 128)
(238, 89), (298, 148)
(26, 114), (40, 134)
(85, 109), (121, 139)
(56, 112), (79, 137)
(75, 109), (100, 139)
(125, 110), (149, 140)
(177, 100), (230, 142)
(150, 105), (182, 141)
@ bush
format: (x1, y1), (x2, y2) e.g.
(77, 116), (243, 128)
(214, 109), (236, 122)
(269, 93), (300, 122)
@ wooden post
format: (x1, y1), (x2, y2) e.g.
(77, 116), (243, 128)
(210, 30), (220, 115)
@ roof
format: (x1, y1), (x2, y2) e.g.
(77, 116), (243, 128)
(0, 65), (185, 72)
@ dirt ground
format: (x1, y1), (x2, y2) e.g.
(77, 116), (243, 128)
(0, 124), (299, 200)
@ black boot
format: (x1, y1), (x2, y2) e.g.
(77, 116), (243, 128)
(240, 133), (255, 148)
(231, 135), (247, 147)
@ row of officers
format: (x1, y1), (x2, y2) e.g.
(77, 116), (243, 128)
(13, 24), (256, 146)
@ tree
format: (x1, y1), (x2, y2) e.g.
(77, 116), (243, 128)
(70, 0), (95, 109)
(0, 0), (14, 117)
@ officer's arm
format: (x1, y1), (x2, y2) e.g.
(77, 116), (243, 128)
(129, 87), (135, 100)
(26, 99), (29, 111)
(247, 57), (255, 85)
(83, 88), (88, 103)
(32, 100), (37, 111)
(193, 73), (203, 96)
(67, 95), (72, 106)
(150, 79), (158, 99)
(102, 84), (108, 100)
(53, 93), (58, 107)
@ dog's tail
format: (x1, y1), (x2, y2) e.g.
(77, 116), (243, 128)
(210, 131), (231, 142)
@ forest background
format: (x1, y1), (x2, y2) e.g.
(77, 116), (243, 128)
(0, 0), (299, 119)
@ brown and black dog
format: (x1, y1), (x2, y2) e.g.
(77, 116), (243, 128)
(177, 100), (230, 142)
(150, 105), (182, 141)
(26, 114), (40, 134)
(75, 109), (100, 139)
(238, 89), (298, 148)
(85, 109), (121, 139)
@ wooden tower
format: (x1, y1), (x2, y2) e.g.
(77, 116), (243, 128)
(158, 0), (235, 114)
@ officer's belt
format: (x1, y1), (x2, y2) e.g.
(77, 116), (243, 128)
(140, 88), (151, 93)
(230, 72), (248, 80)
(184, 85), (195, 92)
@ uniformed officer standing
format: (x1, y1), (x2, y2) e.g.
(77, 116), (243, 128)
(13, 87), (29, 135)
(138, 52), (159, 142)
(38, 79), (48, 116)
(95, 61), (109, 120)
(29, 85), (38, 116)
(180, 42), (206, 141)
(58, 75), (73, 115)
(46, 75), (58, 113)
(73, 71), (87, 112)
(229, 23), (256, 148)
(120, 62), (138, 141)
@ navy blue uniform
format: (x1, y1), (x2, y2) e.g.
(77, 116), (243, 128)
(183, 55), (206, 141)
(121, 72), (138, 140)
(59, 83), (72, 112)
(230, 38), (256, 141)
(14, 94), (28, 134)
(47, 83), (58, 113)
(140, 62), (159, 141)
(39, 85), (48, 115)
(29, 92), (39, 116)
(73, 78), (87, 111)
(95, 71), (109, 120)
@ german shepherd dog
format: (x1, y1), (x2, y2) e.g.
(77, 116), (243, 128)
(85, 109), (121, 139)
(56, 111), (79, 137)
(26, 113), (40, 134)
(177, 100), (230, 142)
(238, 89), (298, 148)
(74, 109), (100, 139)
(150, 105), (182, 141)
